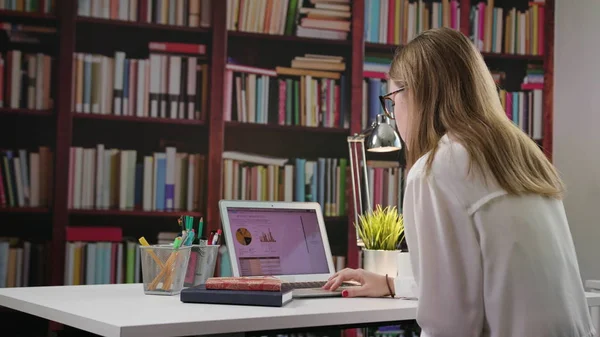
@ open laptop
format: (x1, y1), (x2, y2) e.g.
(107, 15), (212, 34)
(219, 200), (355, 298)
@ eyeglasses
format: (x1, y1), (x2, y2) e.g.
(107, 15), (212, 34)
(378, 87), (405, 120)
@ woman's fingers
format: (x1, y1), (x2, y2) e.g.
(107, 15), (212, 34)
(327, 275), (346, 291)
(322, 278), (335, 290)
(323, 268), (362, 290)
(327, 270), (341, 281)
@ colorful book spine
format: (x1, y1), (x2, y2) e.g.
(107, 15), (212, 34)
(67, 145), (205, 212)
(0, 51), (53, 110)
(221, 153), (347, 217)
(365, 0), (461, 45)
(72, 42), (208, 120)
(76, 0), (212, 28)
(0, 147), (53, 208)
(0, 0), (54, 13)
(470, 0), (545, 55)
(227, 0), (351, 41)
(0, 239), (48, 288)
(224, 54), (349, 129)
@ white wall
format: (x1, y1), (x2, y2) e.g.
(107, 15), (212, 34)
(554, 0), (600, 283)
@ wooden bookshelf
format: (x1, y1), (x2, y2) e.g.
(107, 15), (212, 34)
(68, 209), (202, 217)
(0, 108), (53, 116)
(73, 113), (206, 126)
(0, 9), (56, 21)
(365, 42), (401, 53)
(228, 30), (352, 46)
(0, 207), (49, 214)
(0, 0), (556, 294)
(480, 52), (544, 61)
(75, 17), (211, 34)
(225, 121), (349, 134)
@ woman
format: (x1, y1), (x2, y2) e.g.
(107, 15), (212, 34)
(323, 27), (595, 337)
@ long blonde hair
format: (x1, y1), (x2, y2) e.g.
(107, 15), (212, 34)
(389, 27), (564, 198)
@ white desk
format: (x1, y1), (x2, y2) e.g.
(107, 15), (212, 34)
(0, 284), (599, 337)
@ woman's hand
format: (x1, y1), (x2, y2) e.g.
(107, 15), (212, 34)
(322, 268), (394, 298)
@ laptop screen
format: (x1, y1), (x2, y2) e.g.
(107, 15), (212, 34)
(226, 207), (330, 277)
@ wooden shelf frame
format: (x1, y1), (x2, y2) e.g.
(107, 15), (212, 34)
(73, 112), (206, 126)
(75, 16), (211, 34)
(0, 0), (555, 286)
(0, 108), (54, 116)
(0, 9), (56, 21)
(228, 30), (352, 46)
(69, 209), (202, 217)
(0, 207), (50, 214)
(225, 121), (349, 134)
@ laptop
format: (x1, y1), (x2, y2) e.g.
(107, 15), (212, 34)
(218, 200), (355, 298)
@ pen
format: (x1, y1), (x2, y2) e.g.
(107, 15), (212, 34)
(172, 237), (182, 250)
(180, 231), (188, 247)
(198, 217), (204, 241)
(184, 229), (195, 246)
(211, 229), (221, 245)
(208, 230), (215, 245)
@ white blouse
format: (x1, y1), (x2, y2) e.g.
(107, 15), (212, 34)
(394, 134), (596, 337)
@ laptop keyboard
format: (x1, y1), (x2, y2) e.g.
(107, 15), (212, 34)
(288, 281), (327, 289)
(283, 281), (357, 291)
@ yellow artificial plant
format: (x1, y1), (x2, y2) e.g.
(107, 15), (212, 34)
(355, 205), (404, 251)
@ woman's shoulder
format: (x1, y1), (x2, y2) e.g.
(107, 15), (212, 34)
(410, 134), (472, 183)
(407, 135), (499, 208)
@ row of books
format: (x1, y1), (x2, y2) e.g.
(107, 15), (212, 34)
(221, 151), (348, 217)
(0, 239), (48, 288)
(76, 0), (212, 28)
(0, 0), (53, 13)
(226, 0), (351, 40)
(64, 226), (141, 286)
(71, 42), (209, 120)
(1, 147), (53, 208)
(362, 55), (391, 129)
(67, 145), (205, 212)
(499, 89), (543, 141)
(365, 0), (461, 45)
(0, 51), (53, 110)
(364, 161), (406, 214)
(521, 63), (544, 90)
(363, 77), (389, 131)
(224, 54), (349, 128)
(470, 0), (545, 55)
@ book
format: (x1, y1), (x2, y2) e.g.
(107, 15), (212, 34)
(180, 284), (293, 307)
(205, 276), (283, 291)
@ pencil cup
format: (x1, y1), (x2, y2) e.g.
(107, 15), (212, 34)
(183, 241), (220, 287)
(140, 245), (192, 296)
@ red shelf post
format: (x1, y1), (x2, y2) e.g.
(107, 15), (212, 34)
(205, 0), (228, 238)
(50, 0), (76, 287)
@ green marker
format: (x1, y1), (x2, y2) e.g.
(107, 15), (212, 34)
(198, 217), (204, 240)
(173, 237), (182, 250)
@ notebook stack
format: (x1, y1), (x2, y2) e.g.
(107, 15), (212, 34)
(180, 276), (293, 307)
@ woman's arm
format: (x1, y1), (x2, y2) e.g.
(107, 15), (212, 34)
(403, 169), (485, 337)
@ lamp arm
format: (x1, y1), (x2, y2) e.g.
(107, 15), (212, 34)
(348, 141), (360, 241)
(360, 140), (372, 213)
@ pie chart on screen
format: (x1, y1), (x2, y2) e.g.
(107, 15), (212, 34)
(236, 227), (252, 246)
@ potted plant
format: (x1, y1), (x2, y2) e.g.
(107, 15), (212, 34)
(355, 205), (408, 277)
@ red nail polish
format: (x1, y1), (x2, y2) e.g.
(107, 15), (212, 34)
(342, 290), (349, 297)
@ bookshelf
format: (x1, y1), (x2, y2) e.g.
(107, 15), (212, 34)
(0, 0), (555, 298)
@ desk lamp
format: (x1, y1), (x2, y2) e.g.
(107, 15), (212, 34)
(347, 110), (402, 246)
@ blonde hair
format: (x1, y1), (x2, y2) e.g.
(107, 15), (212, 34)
(389, 27), (564, 198)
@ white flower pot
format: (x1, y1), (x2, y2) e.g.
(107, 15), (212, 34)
(396, 251), (413, 278)
(362, 249), (399, 276)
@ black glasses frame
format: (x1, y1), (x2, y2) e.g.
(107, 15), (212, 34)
(378, 87), (405, 120)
